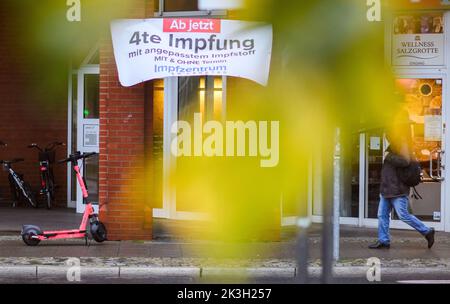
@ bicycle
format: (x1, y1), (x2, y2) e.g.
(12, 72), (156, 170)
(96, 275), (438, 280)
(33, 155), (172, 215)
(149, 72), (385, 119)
(0, 149), (38, 208)
(28, 142), (65, 209)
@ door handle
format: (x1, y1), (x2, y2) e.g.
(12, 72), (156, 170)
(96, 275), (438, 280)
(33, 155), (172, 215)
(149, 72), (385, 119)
(430, 149), (445, 181)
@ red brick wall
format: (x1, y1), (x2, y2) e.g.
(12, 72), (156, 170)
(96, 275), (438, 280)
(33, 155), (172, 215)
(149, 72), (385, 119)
(0, 2), (68, 207)
(99, 0), (154, 240)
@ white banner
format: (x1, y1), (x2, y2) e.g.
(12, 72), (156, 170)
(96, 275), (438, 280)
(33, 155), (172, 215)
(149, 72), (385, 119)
(110, 18), (273, 87)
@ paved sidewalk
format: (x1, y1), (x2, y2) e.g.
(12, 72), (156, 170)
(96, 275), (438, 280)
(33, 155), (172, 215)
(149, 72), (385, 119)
(0, 207), (81, 232)
(1, 206), (450, 267)
(3, 207), (450, 282)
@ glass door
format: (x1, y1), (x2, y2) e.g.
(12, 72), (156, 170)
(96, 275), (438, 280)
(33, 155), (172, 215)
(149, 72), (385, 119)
(160, 76), (225, 220)
(365, 130), (385, 219)
(361, 77), (445, 229)
(76, 66), (100, 213)
(395, 78), (444, 225)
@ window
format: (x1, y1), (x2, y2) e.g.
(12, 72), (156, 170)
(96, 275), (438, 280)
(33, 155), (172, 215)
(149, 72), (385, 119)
(83, 74), (99, 119)
(164, 0), (198, 12)
(393, 12), (443, 35)
(155, 0), (225, 15)
(178, 76), (223, 122)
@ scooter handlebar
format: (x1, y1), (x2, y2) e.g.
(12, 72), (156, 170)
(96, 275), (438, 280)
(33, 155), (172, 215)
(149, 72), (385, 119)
(58, 152), (97, 164)
(28, 143), (42, 151)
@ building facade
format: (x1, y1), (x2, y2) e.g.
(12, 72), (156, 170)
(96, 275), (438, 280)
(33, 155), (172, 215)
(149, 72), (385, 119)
(3, 0), (450, 241)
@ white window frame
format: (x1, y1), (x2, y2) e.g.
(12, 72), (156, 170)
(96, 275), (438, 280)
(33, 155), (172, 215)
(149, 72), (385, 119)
(67, 46), (100, 211)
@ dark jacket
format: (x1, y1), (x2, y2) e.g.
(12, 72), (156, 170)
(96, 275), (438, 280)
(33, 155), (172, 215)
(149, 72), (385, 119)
(380, 147), (411, 198)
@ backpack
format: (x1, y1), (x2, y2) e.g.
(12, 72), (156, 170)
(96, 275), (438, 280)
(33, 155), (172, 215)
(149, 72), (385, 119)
(397, 160), (422, 187)
(397, 160), (423, 199)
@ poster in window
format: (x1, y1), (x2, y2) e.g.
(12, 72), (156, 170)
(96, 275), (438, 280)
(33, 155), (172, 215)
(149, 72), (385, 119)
(424, 115), (442, 141)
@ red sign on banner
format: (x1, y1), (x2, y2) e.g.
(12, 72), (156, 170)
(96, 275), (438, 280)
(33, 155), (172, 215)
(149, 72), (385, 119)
(163, 18), (221, 33)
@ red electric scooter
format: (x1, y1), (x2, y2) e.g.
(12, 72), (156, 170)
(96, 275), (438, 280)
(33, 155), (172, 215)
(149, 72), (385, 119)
(21, 151), (107, 246)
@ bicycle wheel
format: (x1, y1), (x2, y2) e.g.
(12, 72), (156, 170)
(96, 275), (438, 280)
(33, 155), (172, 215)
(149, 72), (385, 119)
(47, 169), (56, 200)
(44, 172), (54, 209)
(8, 174), (20, 207)
(22, 182), (38, 208)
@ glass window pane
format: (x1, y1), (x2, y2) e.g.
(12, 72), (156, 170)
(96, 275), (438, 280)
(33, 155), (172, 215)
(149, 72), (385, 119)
(153, 79), (164, 209)
(393, 12), (443, 34)
(178, 76), (202, 122)
(366, 130), (383, 219)
(84, 157), (99, 204)
(84, 74), (99, 119)
(341, 134), (360, 218)
(176, 76), (223, 213)
(395, 78), (443, 222)
(164, 0), (198, 12)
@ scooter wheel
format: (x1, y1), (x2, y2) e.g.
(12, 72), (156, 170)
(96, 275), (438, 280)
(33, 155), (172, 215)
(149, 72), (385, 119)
(22, 232), (40, 246)
(91, 221), (107, 243)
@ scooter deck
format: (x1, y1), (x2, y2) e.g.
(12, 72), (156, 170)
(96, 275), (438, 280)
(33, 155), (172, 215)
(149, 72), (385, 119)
(39, 229), (87, 240)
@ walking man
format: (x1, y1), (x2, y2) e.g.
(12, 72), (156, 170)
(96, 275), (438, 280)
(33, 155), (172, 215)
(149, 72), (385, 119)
(369, 115), (435, 249)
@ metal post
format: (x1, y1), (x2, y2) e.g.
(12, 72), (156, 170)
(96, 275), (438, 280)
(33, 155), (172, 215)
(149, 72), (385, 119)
(321, 129), (334, 284)
(333, 128), (341, 261)
(296, 217), (310, 284)
(296, 153), (311, 284)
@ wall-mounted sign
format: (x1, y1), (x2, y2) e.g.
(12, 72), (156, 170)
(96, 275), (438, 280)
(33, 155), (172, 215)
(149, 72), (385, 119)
(110, 18), (273, 87)
(392, 13), (444, 66)
(392, 34), (444, 66)
(83, 124), (99, 147)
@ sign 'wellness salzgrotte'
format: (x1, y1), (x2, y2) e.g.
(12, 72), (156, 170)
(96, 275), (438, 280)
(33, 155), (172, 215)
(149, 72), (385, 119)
(110, 18), (273, 87)
(392, 34), (444, 66)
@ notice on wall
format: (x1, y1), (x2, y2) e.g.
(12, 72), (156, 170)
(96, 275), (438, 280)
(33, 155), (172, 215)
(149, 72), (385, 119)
(83, 124), (99, 147)
(110, 18), (273, 87)
(370, 136), (381, 150)
(424, 115), (442, 141)
(392, 34), (444, 66)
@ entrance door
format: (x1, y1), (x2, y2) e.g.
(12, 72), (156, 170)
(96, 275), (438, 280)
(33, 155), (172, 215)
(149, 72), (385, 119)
(310, 77), (447, 231)
(76, 66), (100, 213)
(362, 77), (446, 230)
(156, 76), (226, 220)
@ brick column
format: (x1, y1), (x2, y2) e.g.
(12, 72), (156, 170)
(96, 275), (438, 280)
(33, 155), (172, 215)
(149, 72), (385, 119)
(99, 0), (153, 240)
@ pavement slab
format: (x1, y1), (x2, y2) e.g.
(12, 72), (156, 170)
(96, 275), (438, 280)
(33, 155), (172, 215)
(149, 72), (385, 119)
(3, 207), (450, 269)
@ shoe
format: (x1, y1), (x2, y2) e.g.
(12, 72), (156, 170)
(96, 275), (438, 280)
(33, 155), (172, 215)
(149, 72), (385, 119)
(368, 241), (390, 249)
(425, 228), (435, 249)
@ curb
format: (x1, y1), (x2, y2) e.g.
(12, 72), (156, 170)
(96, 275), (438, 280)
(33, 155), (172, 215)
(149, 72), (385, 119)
(0, 266), (296, 280)
(202, 267), (295, 278)
(0, 266), (37, 279)
(1, 265), (450, 280)
(120, 267), (200, 278)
